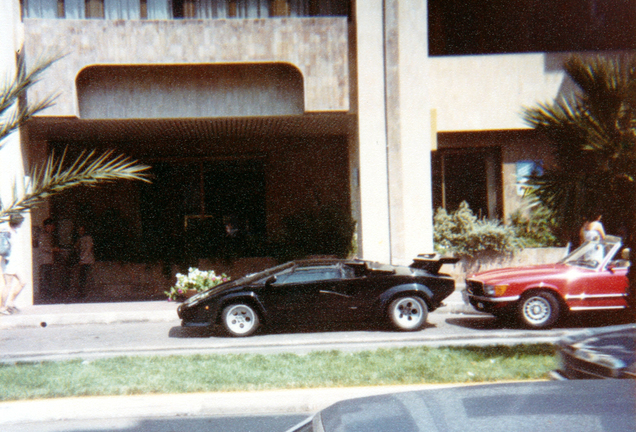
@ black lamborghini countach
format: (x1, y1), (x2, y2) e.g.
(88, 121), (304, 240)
(177, 255), (458, 336)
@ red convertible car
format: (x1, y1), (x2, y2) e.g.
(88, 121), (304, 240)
(466, 235), (630, 328)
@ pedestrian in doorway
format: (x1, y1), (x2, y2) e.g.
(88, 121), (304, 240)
(37, 218), (58, 303)
(1, 214), (27, 314)
(75, 225), (94, 300)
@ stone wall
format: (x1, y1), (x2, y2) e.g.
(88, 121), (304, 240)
(441, 247), (570, 284)
(81, 257), (278, 302)
(23, 17), (349, 117)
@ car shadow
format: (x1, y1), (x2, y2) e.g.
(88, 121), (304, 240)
(559, 311), (634, 329)
(261, 320), (437, 336)
(446, 310), (633, 331)
(169, 326), (215, 338)
(445, 315), (509, 330)
(169, 320), (437, 338)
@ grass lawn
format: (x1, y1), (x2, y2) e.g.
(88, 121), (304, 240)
(0, 344), (557, 401)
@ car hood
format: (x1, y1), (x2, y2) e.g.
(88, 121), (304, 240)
(467, 263), (577, 285)
(287, 380), (636, 432)
(557, 324), (636, 376)
(182, 280), (246, 306)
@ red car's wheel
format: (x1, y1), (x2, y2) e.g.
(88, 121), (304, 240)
(517, 291), (560, 329)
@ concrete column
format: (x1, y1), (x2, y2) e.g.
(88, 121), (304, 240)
(356, 0), (434, 265)
(355, 0), (392, 263)
(385, 0), (434, 264)
(0, 0), (34, 306)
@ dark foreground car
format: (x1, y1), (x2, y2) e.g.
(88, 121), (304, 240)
(466, 235), (630, 328)
(551, 324), (636, 380)
(178, 255), (458, 336)
(285, 380), (636, 432)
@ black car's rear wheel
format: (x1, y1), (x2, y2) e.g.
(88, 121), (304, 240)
(388, 296), (428, 331)
(517, 291), (560, 329)
(222, 303), (260, 337)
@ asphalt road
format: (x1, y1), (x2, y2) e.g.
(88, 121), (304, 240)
(1, 413), (308, 432)
(1, 309), (631, 363)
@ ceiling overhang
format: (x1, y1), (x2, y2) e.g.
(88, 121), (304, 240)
(26, 114), (355, 156)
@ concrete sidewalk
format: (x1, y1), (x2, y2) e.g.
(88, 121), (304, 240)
(0, 290), (477, 330)
(0, 299), (179, 330)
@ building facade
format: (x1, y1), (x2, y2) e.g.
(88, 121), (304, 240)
(1, 0), (632, 305)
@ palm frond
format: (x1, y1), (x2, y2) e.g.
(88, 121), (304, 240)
(0, 54), (61, 147)
(0, 150), (150, 223)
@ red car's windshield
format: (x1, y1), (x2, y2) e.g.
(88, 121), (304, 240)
(559, 236), (622, 270)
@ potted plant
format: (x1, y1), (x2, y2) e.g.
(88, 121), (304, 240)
(165, 268), (230, 301)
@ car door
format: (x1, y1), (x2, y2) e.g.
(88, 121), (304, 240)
(564, 247), (629, 311)
(260, 267), (342, 324)
(314, 265), (380, 322)
(313, 266), (363, 322)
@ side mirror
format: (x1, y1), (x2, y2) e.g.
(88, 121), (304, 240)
(265, 276), (277, 285)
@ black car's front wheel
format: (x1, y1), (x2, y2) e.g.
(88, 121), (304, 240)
(222, 303), (260, 337)
(388, 296), (428, 331)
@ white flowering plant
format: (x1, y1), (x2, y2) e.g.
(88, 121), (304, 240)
(165, 267), (230, 301)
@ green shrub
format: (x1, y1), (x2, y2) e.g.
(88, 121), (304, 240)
(434, 202), (522, 259)
(274, 205), (356, 261)
(508, 203), (563, 247)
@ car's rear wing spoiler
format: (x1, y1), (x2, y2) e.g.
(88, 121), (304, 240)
(410, 253), (460, 275)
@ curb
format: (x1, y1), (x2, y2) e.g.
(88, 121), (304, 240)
(0, 384), (463, 425)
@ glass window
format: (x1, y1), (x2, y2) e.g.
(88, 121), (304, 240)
(146, 0), (171, 19)
(516, 160), (543, 196)
(342, 265), (356, 279)
(275, 268), (340, 284)
(104, 0), (141, 19)
(24, 0), (60, 18)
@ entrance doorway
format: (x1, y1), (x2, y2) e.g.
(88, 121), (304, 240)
(139, 158), (267, 263)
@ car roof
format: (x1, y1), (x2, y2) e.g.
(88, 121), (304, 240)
(292, 258), (346, 268)
(291, 258), (385, 269)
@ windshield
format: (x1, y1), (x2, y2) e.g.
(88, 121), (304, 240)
(560, 236), (621, 269)
(234, 262), (296, 285)
(184, 262), (296, 305)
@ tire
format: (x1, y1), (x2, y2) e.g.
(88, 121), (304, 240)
(388, 296), (428, 331)
(517, 291), (560, 329)
(221, 303), (260, 337)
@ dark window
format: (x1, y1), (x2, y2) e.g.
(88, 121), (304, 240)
(432, 148), (501, 219)
(429, 0), (636, 56)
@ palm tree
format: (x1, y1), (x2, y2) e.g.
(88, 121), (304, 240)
(0, 54), (150, 223)
(523, 55), (636, 315)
